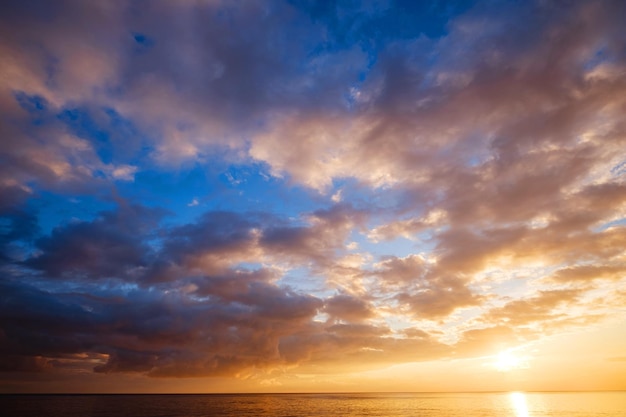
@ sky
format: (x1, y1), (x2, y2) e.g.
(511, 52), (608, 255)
(0, 0), (625, 393)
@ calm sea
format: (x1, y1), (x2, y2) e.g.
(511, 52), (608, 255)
(1, 392), (624, 417)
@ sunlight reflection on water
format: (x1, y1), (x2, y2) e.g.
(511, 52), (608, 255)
(510, 392), (530, 417)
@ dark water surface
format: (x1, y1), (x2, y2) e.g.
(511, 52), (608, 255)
(1, 392), (624, 417)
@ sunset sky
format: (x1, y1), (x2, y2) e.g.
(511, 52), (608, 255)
(1, 0), (625, 393)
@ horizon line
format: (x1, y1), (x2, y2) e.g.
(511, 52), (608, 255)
(2, 390), (625, 395)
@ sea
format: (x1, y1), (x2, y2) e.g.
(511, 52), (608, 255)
(0, 392), (624, 417)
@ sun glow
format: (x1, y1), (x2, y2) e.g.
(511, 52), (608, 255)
(495, 350), (525, 372)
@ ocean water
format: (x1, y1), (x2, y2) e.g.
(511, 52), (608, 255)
(1, 392), (624, 417)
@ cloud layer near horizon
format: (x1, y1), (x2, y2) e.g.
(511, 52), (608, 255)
(1, 0), (625, 387)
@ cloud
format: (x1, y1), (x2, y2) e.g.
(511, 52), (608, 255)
(0, 265), (451, 378)
(371, 254), (482, 319)
(324, 293), (375, 322)
(25, 205), (161, 280)
(367, 209), (447, 242)
(454, 326), (521, 357)
(109, 165), (138, 181)
(480, 289), (584, 327)
(0, 209), (38, 264)
(551, 264), (626, 283)
(142, 204), (366, 283)
(1, 0), (625, 386)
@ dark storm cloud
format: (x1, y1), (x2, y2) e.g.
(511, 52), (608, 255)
(144, 203), (366, 283)
(0, 273), (319, 376)
(0, 210), (38, 263)
(25, 205), (162, 279)
(2, 202), (419, 376)
(0, 194), (463, 377)
(18, 198), (366, 286)
(0, 263), (447, 377)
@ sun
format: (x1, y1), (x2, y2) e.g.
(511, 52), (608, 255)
(494, 350), (524, 371)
